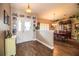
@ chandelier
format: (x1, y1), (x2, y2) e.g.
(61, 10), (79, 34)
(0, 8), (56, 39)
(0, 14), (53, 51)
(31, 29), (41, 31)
(26, 4), (32, 13)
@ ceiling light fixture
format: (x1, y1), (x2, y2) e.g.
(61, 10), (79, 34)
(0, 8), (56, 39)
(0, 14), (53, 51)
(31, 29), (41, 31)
(26, 4), (32, 13)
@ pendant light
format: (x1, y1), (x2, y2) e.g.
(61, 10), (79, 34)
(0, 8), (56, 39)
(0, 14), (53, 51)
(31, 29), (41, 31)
(26, 4), (32, 13)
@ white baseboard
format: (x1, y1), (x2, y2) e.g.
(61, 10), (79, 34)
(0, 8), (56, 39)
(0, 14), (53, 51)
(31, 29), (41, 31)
(36, 39), (54, 49)
(16, 38), (54, 49)
(16, 39), (36, 44)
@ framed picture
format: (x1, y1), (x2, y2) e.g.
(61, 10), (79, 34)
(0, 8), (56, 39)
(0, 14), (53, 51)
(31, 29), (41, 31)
(3, 10), (9, 25)
(3, 10), (10, 39)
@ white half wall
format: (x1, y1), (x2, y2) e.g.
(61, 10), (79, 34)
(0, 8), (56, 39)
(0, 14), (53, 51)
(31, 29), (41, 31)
(16, 31), (35, 44)
(36, 30), (54, 49)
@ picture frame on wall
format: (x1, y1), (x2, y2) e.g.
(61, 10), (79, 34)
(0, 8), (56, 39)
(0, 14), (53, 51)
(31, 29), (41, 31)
(3, 10), (10, 39)
(3, 10), (9, 25)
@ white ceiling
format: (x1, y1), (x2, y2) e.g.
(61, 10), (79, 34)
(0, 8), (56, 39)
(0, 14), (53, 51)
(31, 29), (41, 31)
(11, 3), (77, 20)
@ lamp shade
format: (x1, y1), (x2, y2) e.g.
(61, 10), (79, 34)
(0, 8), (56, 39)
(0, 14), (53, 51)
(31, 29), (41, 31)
(26, 4), (32, 13)
(26, 8), (32, 13)
(0, 20), (9, 31)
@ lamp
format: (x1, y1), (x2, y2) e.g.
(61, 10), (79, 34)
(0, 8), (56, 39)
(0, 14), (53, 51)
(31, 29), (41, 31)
(26, 4), (32, 13)
(0, 20), (9, 31)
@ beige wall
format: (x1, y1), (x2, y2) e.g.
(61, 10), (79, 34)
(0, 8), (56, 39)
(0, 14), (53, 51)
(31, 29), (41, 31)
(2, 3), (11, 30)
(0, 31), (5, 55)
(0, 3), (11, 56)
(0, 4), (5, 56)
(0, 3), (11, 30)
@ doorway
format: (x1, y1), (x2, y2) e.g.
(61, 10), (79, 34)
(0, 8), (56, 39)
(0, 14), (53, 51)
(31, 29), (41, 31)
(12, 17), (34, 44)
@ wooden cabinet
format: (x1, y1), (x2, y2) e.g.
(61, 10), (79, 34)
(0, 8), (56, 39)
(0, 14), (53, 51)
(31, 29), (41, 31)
(54, 19), (72, 42)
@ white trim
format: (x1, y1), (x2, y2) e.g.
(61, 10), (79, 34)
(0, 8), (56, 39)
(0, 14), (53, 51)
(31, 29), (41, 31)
(36, 39), (54, 49)
(33, 39), (37, 40)
(16, 39), (36, 44)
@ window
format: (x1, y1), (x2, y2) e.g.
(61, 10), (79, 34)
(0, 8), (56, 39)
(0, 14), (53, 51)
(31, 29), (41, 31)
(25, 21), (31, 31)
(40, 23), (49, 30)
(16, 17), (32, 32)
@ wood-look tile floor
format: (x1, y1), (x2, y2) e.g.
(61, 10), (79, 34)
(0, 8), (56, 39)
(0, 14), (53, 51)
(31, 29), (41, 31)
(16, 41), (52, 56)
(53, 41), (79, 56)
(16, 40), (79, 56)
